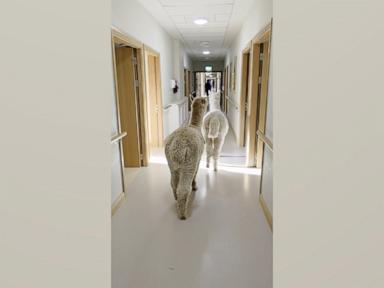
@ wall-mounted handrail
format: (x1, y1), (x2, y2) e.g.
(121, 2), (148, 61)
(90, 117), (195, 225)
(226, 96), (239, 110)
(256, 130), (273, 152)
(111, 131), (127, 144)
(163, 97), (188, 110)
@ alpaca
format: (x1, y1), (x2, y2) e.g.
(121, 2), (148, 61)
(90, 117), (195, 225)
(165, 97), (207, 220)
(202, 91), (229, 171)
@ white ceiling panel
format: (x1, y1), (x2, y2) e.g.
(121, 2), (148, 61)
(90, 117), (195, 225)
(160, 0), (234, 5)
(215, 14), (231, 22)
(164, 5), (233, 16)
(178, 26), (227, 33)
(183, 15), (215, 23)
(183, 35), (224, 41)
(136, 0), (258, 61)
(190, 40), (223, 46)
(177, 21), (228, 29)
(170, 15), (186, 24)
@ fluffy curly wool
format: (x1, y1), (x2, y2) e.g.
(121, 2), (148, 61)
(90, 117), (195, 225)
(203, 92), (229, 171)
(165, 97), (207, 220)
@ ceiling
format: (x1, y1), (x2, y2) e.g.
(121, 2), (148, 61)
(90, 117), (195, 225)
(136, 0), (257, 61)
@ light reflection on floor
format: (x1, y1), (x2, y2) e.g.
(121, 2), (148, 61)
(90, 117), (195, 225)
(149, 154), (260, 176)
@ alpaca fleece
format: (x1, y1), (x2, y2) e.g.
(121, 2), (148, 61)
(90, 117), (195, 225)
(165, 97), (207, 220)
(202, 92), (229, 171)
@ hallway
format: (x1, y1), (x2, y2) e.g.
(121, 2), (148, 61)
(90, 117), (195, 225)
(111, 1), (274, 287)
(112, 133), (272, 288)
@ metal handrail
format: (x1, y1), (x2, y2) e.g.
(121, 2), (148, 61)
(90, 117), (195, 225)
(111, 131), (127, 144)
(256, 130), (273, 152)
(225, 96), (239, 110)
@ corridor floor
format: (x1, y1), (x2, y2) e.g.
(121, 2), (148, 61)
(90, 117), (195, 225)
(112, 129), (272, 288)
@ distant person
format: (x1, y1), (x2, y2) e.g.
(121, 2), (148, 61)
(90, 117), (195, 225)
(205, 80), (212, 96)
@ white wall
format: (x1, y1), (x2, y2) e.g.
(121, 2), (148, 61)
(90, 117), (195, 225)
(184, 50), (193, 71)
(112, 0), (191, 139)
(112, 0), (183, 107)
(275, 0), (384, 286)
(0, 0), (111, 286)
(173, 39), (193, 99)
(225, 0), (272, 140)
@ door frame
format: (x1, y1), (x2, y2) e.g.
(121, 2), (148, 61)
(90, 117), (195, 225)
(144, 45), (164, 148)
(245, 22), (272, 167)
(254, 23), (272, 168)
(111, 27), (150, 167)
(239, 43), (252, 147)
(224, 65), (229, 114)
(188, 70), (192, 95)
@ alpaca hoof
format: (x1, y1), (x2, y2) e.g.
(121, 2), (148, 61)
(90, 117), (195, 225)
(206, 164), (209, 168)
(180, 216), (186, 220)
(192, 185), (198, 191)
(214, 167), (217, 172)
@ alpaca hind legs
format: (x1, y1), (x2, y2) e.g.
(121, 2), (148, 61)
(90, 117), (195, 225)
(192, 170), (198, 191)
(206, 138), (213, 168)
(213, 137), (223, 172)
(176, 172), (194, 220)
(176, 192), (188, 220)
(171, 171), (179, 200)
(185, 188), (196, 219)
(187, 169), (199, 217)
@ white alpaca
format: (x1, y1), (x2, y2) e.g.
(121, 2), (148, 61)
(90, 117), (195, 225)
(203, 92), (229, 171)
(165, 97), (207, 220)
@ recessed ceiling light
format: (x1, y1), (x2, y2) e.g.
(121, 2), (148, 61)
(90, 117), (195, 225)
(194, 18), (208, 25)
(203, 51), (210, 55)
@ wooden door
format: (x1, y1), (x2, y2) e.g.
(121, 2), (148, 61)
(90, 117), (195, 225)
(245, 43), (261, 167)
(147, 55), (162, 147)
(225, 66), (229, 114)
(240, 52), (250, 147)
(255, 41), (271, 168)
(115, 46), (141, 167)
(184, 69), (187, 97)
(188, 70), (192, 95)
(245, 23), (272, 167)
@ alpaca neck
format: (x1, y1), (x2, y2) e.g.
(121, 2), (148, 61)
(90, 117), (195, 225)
(210, 102), (220, 111)
(189, 109), (204, 127)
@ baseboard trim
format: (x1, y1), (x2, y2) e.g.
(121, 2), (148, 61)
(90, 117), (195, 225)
(259, 194), (273, 231)
(112, 192), (125, 216)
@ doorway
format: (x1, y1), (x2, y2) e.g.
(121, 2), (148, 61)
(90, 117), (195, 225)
(184, 68), (192, 97)
(111, 29), (149, 168)
(145, 47), (164, 149)
(224, 65), (229, 114)
(244, 23), (272, 167)
(239, 47), (251, 147)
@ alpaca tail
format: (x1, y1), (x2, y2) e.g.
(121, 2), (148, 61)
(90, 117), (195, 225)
(208, 118), (220, 138)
